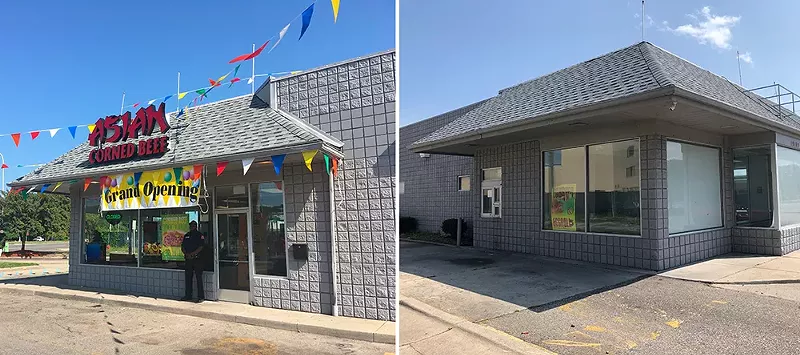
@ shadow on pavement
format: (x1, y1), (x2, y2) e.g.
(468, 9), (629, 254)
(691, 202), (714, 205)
(400, 241), (652, 321)
(0, 274), (177, 300)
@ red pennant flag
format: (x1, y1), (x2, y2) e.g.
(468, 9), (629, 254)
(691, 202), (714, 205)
(209, 79), (221, 87)
(84, 178), (92, 191)
(332, 158), (339, 177)
(99, 176), (108, 189)
(228, 41), (269, 63)
(30, 131), (40, 140)
(193, 164), (203, 180)
(216, 161), (228, 176)
(132, 102), (140, 108)
(10, 133), (20, 147)
(1, 164), (7, 169)
(230, 78), (241, 84)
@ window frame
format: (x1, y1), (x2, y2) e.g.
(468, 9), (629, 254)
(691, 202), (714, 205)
(248, 181), (289, 279)
(541, 138), (643, 237)
(665, 139), (724, 235)
(457, 175), (471, 192)
(481, 168), (502, 218)
(732, 145), (775, 228)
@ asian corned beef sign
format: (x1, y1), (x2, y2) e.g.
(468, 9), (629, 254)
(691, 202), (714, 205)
(88, 103), (170, 164)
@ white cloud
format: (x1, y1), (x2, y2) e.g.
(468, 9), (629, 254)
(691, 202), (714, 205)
(737, 51), (753, 65)
(670, 6), (741, 50)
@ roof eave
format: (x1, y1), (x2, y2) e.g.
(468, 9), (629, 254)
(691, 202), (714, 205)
(410, 86), (677, 154)
(7, 140), (340, 188)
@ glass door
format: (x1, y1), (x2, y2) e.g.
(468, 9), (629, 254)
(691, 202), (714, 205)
(216, 210), (250, 302)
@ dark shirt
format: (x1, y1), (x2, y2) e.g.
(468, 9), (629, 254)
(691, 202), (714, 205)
(181, 230), (205, 258)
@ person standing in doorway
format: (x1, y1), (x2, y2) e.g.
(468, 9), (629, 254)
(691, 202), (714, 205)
(181, 221), (205, 302)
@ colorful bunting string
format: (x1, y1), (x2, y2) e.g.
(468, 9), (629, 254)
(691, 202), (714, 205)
(216, 161), (228, 176)
(302, 150), (318, 171)
(331, 0), (340, 22)
(272, 154), (285, 175)
(242, 157), (255, 175)
(299, 3), (315, 40)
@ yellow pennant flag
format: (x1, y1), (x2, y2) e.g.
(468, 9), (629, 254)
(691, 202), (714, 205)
(178, 92), (188, 99)
(217, 73), (230, 83)
(291, 71), (303, 75)
(87, 124), (96, 133)
(52, 181), (63, 192)
(302, 150), (318, 171)
(331, 0), (340, 22)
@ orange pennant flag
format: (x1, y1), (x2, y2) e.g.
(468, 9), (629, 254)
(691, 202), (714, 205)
(10, 133), (20, 147)
(84, 178), (92, 191)
(332, 158), (339, 177)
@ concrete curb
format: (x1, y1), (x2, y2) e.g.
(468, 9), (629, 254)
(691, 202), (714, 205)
(0, 285), (395, 344)
(399, 238), (458, 248)
(400, 296), (555, 355)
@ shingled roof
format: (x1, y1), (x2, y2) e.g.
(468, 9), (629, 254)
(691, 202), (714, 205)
(9, 94), (343, 188)
(413, 41), (800, 149)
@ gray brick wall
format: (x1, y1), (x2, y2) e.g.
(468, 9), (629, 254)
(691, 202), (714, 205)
(273, 50), (396, 321)
(399, 102), (484, 233)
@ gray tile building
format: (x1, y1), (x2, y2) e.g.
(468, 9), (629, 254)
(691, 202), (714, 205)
(9, 50), (396, 321)
(406, 42), (800, 271)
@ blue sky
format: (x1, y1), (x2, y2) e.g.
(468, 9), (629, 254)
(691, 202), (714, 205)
(0, 0), (394, 187)
(400, 0), (800, 125)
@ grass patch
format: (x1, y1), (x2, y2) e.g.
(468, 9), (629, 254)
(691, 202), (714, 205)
(0, 262), (39, 269)
(402, 232), (456, 245)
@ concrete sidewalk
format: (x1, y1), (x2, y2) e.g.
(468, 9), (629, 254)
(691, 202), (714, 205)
(0, 280), (395, 345)
(660, 250), (800, 303)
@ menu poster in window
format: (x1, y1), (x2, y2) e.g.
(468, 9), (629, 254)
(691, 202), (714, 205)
(160, 214), (188, 261)
(551, 184), (577, 231)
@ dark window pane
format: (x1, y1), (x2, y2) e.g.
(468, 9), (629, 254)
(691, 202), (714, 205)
(587, 140), (641, 235)
(82, 199), (138, 266)
(734, 147), (772, 227)
(215, 185), (249, 209)
(482, 189), (492, 214)
(251, 182), (287, 277)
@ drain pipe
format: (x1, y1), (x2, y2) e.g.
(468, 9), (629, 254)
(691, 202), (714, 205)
(329, 170), (340, 317)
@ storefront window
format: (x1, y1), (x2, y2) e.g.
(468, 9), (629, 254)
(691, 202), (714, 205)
(481, 168), (502, 217)
(82, 198), (138, 266)
(667, 141), (722, 234)
(251, 182), (287, 277)
(733, 147), (773, 227)
(543, 147), (586, 232)
(140, 207), (212, 271)
(777, 146), (800, 226)
(587, 140), (640, 235)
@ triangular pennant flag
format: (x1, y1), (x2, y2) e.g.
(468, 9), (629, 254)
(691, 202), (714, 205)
(178, 92), (188, 99)
(164, 94), (173, 102)
(233, 64), (241, 78)
(173, 167), (183, 185)
(16, 164), (22, 168)
(99, 176), (108, 189)
(177, 108), (185, 119)
(270, 23), (291, 53)
(195, 88), (207, 96)
(30, 131), (40, 140)
(331, 0), (340, 22)
(21, 190), (28, 200)
(271, 154), (285, 175)
(48, 128), (60, 137)
(133, 172), (143, 185)
(87, 124), (96, 133)
(228, 78), (241, 88)
(0, 164), (7, 169)
(216, 161), (228, 176)
(84, 178), (92, 191)
(193, 165), (203, 181)
(11, 133), (20, 147)
(242, 157), (255, 175)
(216, 72), (230, 85)
(40, 184), (50, 193)
(68, 126), (77, 138)
(53, 181), (63, 192)
(332, 158), (339, 177)
(302, 150), (318, 171)
(132, 102), (140, 108)
(147, 99), (156, 105)
(69, 179), (78, 184)
(27, 186), (36, 194)
(247, 77), (254, 85)
(229, 41), (269, 64)
(299, 3), (315, 40)
(323, 154), (331, 175)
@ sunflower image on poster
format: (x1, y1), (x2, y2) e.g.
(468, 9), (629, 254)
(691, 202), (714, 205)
(551, 184), (577, 231)
(160, 214), (188, 261)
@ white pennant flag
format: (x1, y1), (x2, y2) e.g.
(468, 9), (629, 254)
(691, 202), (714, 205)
(48, 128), (60, 137)
(269, 23), (291, 53)
(147, 99), (156, 105)
(247, 77), (254, 85)
(27, 186), (36, 194)
(242, 157), (255, 175)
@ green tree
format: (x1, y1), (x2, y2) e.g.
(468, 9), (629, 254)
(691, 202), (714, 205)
(38, 194), (70, 240)
(0, 191), (45, 251)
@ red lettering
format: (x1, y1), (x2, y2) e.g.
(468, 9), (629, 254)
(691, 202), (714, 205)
(142, 103), (169, 135)
(138, 140), (147, 157)
(111, 145), (120, 160)
(145, 138), (154, 155)
(88, 118), (105, 146)
(159, 136), (168, 153)
(128, 110), (145, 140)
(89, 150), (96, 164)
(104, 115), (122, 143)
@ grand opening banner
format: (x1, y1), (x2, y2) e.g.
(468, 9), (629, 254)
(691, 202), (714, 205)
(101, 165), (202, 211)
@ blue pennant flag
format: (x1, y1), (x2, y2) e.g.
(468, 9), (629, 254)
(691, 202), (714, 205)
(68, 126), (77, 138)
(133, 172), (143, 185)
(164, 94), (173, 102)
(299, 3), (314, 40)
(40, 184), (50, 193)
(271, 154), (286, 175)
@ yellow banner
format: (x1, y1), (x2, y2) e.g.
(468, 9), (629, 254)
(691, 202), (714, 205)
(101, 165), (202, 211)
